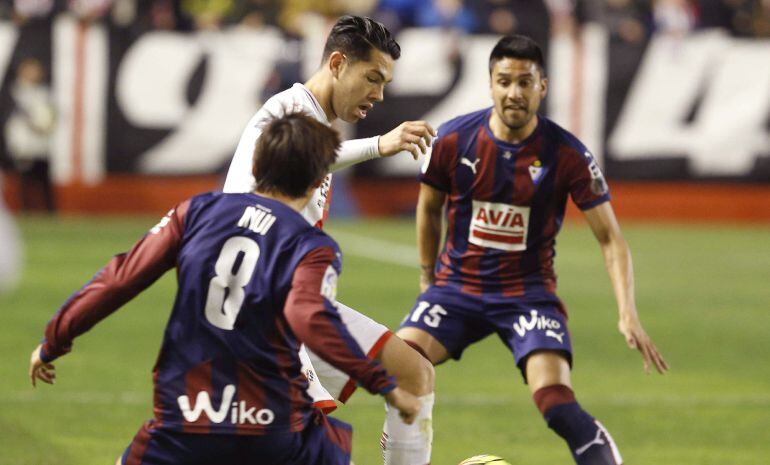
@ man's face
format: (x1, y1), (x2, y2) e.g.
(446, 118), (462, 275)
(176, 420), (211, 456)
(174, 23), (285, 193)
(489, 57), (547, 131)
(331, 48), (394, 123)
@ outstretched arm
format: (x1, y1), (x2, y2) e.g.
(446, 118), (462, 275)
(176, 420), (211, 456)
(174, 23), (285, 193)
(331, 121), (436, 172)
(583, 202), (669, 374)
(29, 203), (189, 386)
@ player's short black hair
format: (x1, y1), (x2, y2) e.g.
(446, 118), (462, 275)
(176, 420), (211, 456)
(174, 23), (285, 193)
(252, 112), (340, 199)
(489, 35), (546, 76)
(321, 15), (400, 63)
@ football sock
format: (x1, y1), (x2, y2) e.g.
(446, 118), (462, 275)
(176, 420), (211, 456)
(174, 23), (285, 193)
(534, 385), (623, 465)
(382, 392), (434, 465)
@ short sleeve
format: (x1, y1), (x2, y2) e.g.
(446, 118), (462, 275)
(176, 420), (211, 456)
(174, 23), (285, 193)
(565, 148), (611, 210)
(419, 131), (457, 193)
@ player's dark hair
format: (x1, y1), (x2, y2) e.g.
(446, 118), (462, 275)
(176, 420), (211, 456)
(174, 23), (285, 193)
(489, 35), (546, 76)
(321, 15), (400, 63)
(252, 112), (340, 199)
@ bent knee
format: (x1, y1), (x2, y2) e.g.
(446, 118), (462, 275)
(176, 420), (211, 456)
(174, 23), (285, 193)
(380, 335), (436, 395)
(396, 352), (434, 396)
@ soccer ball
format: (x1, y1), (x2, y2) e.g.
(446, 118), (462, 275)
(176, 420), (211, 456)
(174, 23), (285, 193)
(458, 455), (511, 465)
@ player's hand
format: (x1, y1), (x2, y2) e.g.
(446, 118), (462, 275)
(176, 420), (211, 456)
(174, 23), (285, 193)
(384, 387), (422, 424)
(379, 121), (436, 160)
(29, 344), (56, 387)
(618, 316), (669, 374)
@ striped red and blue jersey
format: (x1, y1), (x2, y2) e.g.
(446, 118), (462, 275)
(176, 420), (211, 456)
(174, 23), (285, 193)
(420, 109), (610, 311)
(39, 192), (395, 435)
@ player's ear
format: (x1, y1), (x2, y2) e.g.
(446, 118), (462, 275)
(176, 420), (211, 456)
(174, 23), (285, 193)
(540, 76), (548, 99)
(328, 51), (345, 78)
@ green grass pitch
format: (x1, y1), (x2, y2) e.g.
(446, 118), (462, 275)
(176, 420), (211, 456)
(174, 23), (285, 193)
(1, 215), (769, 464)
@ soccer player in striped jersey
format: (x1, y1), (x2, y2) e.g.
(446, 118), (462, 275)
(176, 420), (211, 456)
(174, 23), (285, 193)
(397, 35), (669, 465)
(29, 112), (421, 465)
(224, 16), (435, 465)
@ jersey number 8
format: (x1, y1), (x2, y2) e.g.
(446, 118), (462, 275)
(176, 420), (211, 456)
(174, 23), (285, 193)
(204, 236), (260, 330)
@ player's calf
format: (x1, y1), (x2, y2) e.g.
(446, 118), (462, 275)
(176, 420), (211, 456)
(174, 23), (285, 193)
(534, 384), (623, 465)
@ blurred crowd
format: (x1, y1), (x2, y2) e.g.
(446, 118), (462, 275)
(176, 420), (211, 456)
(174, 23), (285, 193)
(0, 0), (768, 38)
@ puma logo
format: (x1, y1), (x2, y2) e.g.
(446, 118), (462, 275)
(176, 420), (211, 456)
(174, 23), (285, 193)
(575, 428), (606, 456)
(545, 330), (565, 344)
(460, 157), (480, 174)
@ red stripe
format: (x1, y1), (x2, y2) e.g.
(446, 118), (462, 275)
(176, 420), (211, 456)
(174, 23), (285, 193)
(124, 420), (154, 465)
(471, 229), (524, 244)
(235, 362), (269, 435)
(473, 129), (498, 200)
(271, 317), (308, 431)
(182, 361), (212, 433)
(338, 331), (393, 403)
(321, 414), (352, 454)
(314, 399), (338, 414)
(71, 20), (88, 184)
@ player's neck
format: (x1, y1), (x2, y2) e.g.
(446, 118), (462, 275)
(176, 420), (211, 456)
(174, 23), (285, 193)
(304, 72), (337, 122)
(253, 190), (310, 213)
(489, 112), (539, 144)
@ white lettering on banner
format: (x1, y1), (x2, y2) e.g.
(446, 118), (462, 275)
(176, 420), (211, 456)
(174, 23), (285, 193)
(51, 16), (108, 185)
(0, 23), (18, 87)
(610, 31), (770, 176)
(177, 384), (275, 425)
(120, 28), (283, 174)
(469, 200), (530, 252)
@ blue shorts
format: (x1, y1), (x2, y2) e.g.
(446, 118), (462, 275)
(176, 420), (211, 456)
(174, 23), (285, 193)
(121, 413), (351, 465)
(400, 285), (572, 380)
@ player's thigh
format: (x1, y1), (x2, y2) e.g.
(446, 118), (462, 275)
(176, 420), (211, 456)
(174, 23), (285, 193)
(305, 301), (391, 402)
(376, 333), (435, 395)
(395, 326), (450, 366)
(399, 285), (491, 364)
(495, 304), (574, 387)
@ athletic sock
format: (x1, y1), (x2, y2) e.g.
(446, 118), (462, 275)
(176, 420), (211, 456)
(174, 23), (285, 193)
(534, 385), (623, 465)
(381, 393), (434, 465)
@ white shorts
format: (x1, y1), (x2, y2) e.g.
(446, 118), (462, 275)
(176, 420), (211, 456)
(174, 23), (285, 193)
(299, 301), (392, 413)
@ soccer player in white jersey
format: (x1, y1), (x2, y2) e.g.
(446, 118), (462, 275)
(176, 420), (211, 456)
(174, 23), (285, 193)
(224, 16), (435, 465)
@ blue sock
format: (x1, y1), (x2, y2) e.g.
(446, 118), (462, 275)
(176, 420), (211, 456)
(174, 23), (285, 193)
(544, 402), (623, 465)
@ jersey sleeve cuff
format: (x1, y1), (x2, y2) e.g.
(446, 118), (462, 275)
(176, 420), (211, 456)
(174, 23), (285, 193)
(577, 194), (610, 211)
(419, 176), (450, 193)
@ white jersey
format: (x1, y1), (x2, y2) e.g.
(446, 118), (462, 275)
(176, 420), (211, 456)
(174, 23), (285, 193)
(223, 83), (380, 228)
(223, 83), (389, 409)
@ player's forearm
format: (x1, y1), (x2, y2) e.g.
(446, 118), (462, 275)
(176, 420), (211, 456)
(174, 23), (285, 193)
(331, 137), (380, 172)
(600, 236), (638, 320)
(416, 202), (442, 275)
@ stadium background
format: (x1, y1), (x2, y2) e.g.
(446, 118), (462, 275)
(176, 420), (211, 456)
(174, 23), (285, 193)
(1, 1), (769, 464)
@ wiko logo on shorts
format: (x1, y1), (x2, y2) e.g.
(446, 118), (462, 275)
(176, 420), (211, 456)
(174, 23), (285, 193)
(177, 385), (275, 425)
(469, 200), (530, 251)
(513, 309), (563, 341)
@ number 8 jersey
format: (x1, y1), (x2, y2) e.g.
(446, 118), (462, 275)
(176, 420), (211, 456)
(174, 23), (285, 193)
(39, 192), (395, 435)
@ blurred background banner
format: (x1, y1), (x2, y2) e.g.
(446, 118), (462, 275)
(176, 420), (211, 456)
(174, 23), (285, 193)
(0, 0), (769, 213)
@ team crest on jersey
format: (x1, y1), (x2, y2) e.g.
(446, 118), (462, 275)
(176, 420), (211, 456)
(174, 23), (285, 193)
(528, 160), (545, 184)
(469, 200), (530, 251)
(320, 265), (338, 305)
(584, 151), (608, 195)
